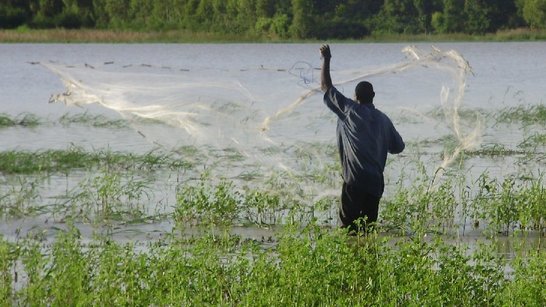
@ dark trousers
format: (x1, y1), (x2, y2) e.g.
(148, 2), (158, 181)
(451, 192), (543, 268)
(340, 182), (381, 233)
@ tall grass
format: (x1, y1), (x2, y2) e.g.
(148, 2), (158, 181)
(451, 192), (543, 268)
(1, 146), (544, 235)
(3, 28), (546, 43)
(2, 62), (546, 303)
(1, 224), (544, 305)
(58, 112), (128, 128)
(0, 29), (263, 43)
(0, 147), (191, 175)
(0, 113), (40, 128)
(495, 104), (546, 126)
(381, 167), (545, 236)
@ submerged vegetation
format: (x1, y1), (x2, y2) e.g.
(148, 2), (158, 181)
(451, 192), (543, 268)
(0, 147), (190, 175)
(495, 104), (546, 126)
(0, 113), (41, 128)
(1, 107), (545, 304)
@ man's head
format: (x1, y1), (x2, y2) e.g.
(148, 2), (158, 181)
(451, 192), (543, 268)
(355, 81), (375, 104)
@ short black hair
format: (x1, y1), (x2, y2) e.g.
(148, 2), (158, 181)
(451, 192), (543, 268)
(355, 81), (375, 103)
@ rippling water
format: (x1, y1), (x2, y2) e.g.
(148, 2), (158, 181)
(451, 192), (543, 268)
(1, 42), (545, 150)
(1, 43), (545, 248)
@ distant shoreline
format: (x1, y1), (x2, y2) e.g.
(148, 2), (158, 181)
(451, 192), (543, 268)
(2, 28), (546, 43)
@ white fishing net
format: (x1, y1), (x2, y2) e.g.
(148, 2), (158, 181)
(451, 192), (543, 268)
(45, 45), (481, 180)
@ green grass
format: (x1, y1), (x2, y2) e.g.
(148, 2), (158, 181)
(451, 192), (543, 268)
(495, 104), (546, 126)
(1, 104), (545, 303)
(58, 112), (128, 128)
(0, 112), (130, 129)
(1, 224), (544, 305)
(466, 143), (529, 157)
(2, 28), (546, 43)
(0, 146), (544, 235)
(0, 113), (41, 128)
(0, 143), (545, 304)
(0, 28), (264, 43)
(519, 133), (546, 150)
(0, 147), (192, 175)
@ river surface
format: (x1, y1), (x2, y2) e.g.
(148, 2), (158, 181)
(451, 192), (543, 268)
(0, 43), (545, 251)
(1, 42), (545, 151)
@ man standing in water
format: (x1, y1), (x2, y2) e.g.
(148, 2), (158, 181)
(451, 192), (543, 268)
(320, 44), (405, 233)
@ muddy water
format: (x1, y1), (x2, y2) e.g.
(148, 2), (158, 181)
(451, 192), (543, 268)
(1, 43), (545, 252)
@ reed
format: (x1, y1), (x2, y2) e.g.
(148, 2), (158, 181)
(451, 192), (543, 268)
(3, 28), (546, 43)
(0, 176), (44, 218)
(0, 29), (262, 43)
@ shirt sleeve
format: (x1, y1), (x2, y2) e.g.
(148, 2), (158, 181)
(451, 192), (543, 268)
(323, 87), (351, 119)
(388, 122), (405, 154)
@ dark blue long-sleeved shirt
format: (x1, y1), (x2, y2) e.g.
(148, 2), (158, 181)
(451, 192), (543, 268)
(324, 87), (405, 197)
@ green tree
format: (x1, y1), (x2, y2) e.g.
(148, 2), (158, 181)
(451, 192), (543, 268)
(51, 0), (94, 28)
(0, 0), (31, 28)
(290, 0), (313, 38)
(413, 0), (442, 33)
(128, 0), (154, 29)
(195, 0), (214, 30)
(464, 0), (491, 34)
(432, 0), (465, 33)
(255, 0), (291, 39)
(237, 0), (258, 34)
(522, 0), (546, 28)
(256, 0), (274, 17)
(31, 0), (63, 27)
(489, 0), (524, 29)
(378, 0), (420, 33)
(307, 0), (372, 39)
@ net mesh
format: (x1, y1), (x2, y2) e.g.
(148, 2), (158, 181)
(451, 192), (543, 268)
(45, 45), (481, 181)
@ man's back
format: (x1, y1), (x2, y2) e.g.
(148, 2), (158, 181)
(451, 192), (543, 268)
(324, 86), (405, 197)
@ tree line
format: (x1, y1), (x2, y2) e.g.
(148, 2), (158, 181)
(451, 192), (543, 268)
(1, 0), (546, 39)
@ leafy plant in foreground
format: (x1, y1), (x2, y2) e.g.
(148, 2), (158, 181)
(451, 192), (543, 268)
(175, 177), (241, 227)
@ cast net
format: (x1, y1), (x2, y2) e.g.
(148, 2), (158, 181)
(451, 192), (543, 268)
(45, 45), (481, 186)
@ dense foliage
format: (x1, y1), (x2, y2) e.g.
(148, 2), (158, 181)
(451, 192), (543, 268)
(1, 0), (546, 38)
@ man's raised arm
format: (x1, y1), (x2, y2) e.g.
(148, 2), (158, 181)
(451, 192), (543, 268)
(320, 44), (333, 92)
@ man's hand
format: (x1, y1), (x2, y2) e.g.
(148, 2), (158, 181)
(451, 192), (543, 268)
(320, 44), (333, 91)
(320, 44), (331, 59)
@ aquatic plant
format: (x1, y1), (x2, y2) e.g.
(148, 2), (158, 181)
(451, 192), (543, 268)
(0, 237), (16, 302)
(470, 172), (546, 235)
(58, 169), (153, 223)
(1, 224), (544, 305)
(174, 176), (241, 227)
(495, 248), (546, 305)
(242, 189), (282, 226)
(495, 104), (546, 126)
(0, 147), (192, 175)
(518, 132), (546, 150)
(0, 113), (41, 128)
(0, 176), (43, 218)
(467, 143), (527, 157)
(58, 112), (128, 128)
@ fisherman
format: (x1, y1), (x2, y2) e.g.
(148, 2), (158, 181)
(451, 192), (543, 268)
(320, 44), (405, 233)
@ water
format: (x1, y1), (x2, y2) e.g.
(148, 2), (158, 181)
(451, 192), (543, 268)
(1, 43), (545, 248)
(1, 43), (545, 149)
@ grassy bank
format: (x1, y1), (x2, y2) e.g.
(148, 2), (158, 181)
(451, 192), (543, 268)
(0, 28), (264, 43)
(2, 28), (546, 43)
